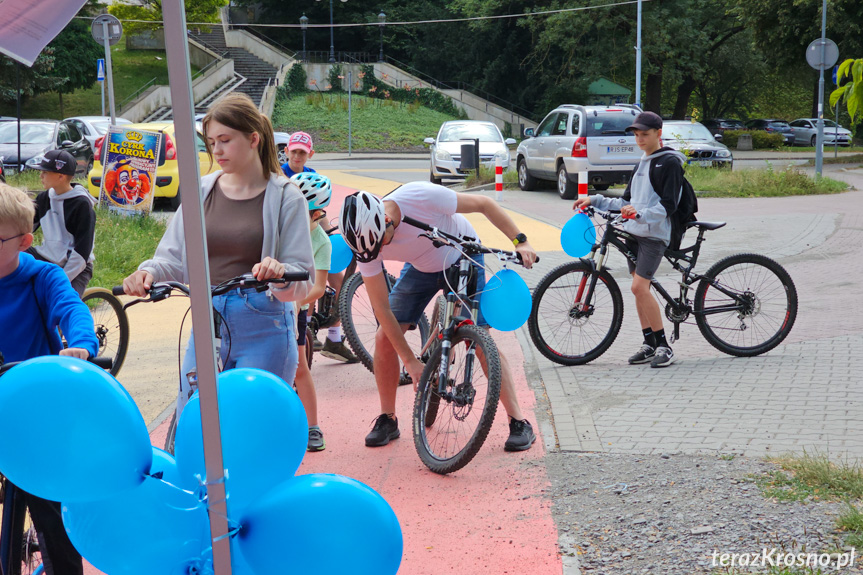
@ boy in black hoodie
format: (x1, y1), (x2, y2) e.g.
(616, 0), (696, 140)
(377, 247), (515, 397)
(28, 150), (97, 296)
(573, 111), (685, 367)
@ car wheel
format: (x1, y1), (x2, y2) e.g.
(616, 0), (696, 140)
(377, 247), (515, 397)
(86, 156), (94, 175)
(170, 190), (182, 211)
(810, 135), (817, 147)
(592, 184), (609, 191)
(430, 171), (442, 185)
(517, 158), (538, 191)
(277, 144), (288, 165)
(557, 164), (577, 200)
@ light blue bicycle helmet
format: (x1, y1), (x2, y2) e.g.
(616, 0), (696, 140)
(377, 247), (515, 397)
(290, 172), (332, 210)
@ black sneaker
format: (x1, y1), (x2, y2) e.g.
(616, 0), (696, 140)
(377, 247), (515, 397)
(650, 346), (676, 368)
(365, 414), (400, 447)
(313, 337), (324, 352)
(628, 344), (656, 365)
(321, 338), (360, 363)
(504, 419), (536, 452)
(307, 428), (326, 452)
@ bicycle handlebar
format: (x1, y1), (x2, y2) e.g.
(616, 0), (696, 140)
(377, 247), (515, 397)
(401, 215), (539, 265)
(0, 355), (112, 376)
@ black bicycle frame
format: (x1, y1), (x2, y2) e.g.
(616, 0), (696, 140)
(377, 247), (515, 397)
(436, 253), (482, 400)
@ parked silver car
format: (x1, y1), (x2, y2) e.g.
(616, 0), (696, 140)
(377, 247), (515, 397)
(662, 121), (733, 168)
(516, 104), (642, 199)
(64, 116), (133, 149)
(424, 121), (515, 184)
(788, 118), (853, 147)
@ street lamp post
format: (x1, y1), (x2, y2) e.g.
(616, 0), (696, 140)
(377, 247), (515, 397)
(316, 0), (348, 63)
(300, 14), (308, 61)
(378, 11), (386, 62)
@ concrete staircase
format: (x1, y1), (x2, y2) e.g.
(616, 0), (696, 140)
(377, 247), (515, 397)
(190, 26), (277, 108)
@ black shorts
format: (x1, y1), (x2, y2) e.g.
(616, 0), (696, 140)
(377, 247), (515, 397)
(625, 236), (667, 280)
(296, 308), (308, 347)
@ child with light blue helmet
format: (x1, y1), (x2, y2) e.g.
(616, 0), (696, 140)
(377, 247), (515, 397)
(290, 172), (331, 211)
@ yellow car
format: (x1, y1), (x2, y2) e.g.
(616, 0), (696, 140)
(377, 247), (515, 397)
(87, 122), (219, 210)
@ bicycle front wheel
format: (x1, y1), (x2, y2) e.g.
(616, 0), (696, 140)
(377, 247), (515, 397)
(528, 261), (624, 365)
(412, 325), (501, 475)
(82, 288), (130, 376)
(338, 272), (429, 373)
(695, 253), (798, 356)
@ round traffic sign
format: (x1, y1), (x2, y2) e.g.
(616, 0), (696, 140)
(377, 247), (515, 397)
(806, 38), (839, 70)
(91, 14), (123, 46)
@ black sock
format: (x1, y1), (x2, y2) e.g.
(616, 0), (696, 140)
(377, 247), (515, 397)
(642, 328), (655, 348)
(654, 329), (669, 349)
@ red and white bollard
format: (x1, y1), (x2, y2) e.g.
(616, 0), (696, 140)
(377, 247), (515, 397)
(578, 171), (588, 200)
(495, 156), (504, 201)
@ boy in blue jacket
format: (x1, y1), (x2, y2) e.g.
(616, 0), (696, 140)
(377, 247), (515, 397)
(0, 182), (98, 575)
(574, 111), (686, 368)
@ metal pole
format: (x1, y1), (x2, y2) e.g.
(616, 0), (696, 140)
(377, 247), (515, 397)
(634, 0), (642, 107)
(814, 0), (827, 178)
(348, 68), (352, 156)
(162, 1), (232, 573)
(329, 0), (335, 63)
(302, 29), (306, 61)
(379, 25), (384, 62)
(102, 21), (117, 124)
(101, 79), (105, 117)
(16, 63), (21, 173)
(835, 99), (839, 158)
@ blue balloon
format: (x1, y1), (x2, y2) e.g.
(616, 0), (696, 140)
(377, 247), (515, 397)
(560, 211), (597, 257)
(0, 356), (151, 502)
(480, 269), (532, 331)
(174, 368), (308, 519)
(238, 474), (402, 575)
(62, 447), (210, 575)
(329, 233), (354, 274)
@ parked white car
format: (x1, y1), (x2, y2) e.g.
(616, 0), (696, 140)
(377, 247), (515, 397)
(788, 118), (853, 147)
(63, 116), (133, 149)
(424, 121), (515, 184)
(516, 104), (643, 199)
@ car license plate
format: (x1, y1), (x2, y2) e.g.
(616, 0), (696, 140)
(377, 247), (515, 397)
(698, 160), (712, 167)
(607, 146), (634, 153)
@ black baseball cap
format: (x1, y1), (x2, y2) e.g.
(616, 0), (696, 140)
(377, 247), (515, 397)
(31, 150), (77, 176)
(626, 111), (663, 132)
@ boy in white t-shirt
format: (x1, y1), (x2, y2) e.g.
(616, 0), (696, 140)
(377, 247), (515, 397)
(340, 182), (539, 451)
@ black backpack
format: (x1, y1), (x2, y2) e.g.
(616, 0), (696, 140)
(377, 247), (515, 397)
(669, 176), (698, 251)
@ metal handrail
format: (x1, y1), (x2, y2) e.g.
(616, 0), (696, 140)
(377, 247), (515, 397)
(118, 77), (157, 109)
(302, 51), (376, 64)
(440, 79), (536, 121)
(192, 55), (228, 80)
(242, 26), (297, 59)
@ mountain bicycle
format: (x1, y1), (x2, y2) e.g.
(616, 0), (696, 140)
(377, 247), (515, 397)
(528, 207), (798, 365)
(0, 355), (111, 575)
(81, 288), (129, 377)
(399, 215), (536, 475)
(112, 271), (310, 455)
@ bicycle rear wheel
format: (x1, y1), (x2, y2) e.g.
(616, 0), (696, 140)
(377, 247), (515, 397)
(528, 261), (624, 365)
(82, 288), (129, 376)
(338, 272), (429, 373)
(0, 479), (43, 575)
(695, 253), (797, 356)
(412, 324), (501, 475)
(304, 327), (314, 368)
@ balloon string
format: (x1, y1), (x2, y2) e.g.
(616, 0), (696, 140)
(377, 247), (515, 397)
(143, 471), (206, 511)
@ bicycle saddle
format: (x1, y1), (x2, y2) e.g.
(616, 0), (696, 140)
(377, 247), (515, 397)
(687, 221), (726, 230)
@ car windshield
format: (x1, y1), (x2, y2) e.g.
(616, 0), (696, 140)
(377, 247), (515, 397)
(768, 122), (790, 129)
(0, 122), (54, 144)
(439, 123), (502, 143)
(663, 124), (714, 141)
(822, 120), (839, 128)
(583, 113), (636, 136)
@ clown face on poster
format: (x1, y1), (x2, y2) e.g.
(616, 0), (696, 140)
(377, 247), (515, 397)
(99, 126), (162, 216)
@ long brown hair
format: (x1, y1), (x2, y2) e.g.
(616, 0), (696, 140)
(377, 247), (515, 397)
(201, 93), (280, 180)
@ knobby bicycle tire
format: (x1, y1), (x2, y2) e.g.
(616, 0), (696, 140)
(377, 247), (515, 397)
(338, 271), (430, 373)
(164, 411), (178, 455)
(0, 479), (42, 575)
(528, 261), (624, 365)
(412, 324), (501, 475)
(304, 327), (314, 368)
(694, 253), (797, 357)
(82, 288), (130, 376)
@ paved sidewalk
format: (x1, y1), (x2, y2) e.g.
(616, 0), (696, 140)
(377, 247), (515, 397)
(508, 183), (863, 461)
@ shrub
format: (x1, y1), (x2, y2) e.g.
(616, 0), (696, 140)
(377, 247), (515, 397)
(327, 65), (343, 92)
(359, 63), (466, 118)
(720, 130), (784, 150)
(285, 64), (307, 94)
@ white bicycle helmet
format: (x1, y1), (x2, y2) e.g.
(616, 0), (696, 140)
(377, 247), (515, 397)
(290, 172), (331, 210)
(340, 191), (387, 263)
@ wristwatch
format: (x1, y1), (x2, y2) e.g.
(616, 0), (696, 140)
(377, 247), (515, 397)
(512, 233), (528, 247)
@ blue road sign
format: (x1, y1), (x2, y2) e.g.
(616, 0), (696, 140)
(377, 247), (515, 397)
(97, 58), (105, 81)
(833, 65), (838, 85)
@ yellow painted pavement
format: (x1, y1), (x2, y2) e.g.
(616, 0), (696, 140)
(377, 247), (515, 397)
(326, 170), (562, 252)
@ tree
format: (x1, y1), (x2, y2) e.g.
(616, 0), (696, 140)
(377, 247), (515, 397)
(0, 51), (65, 104)
(109, 0), (229, 36)
(49, 20), (104, 117)
(830, 58), (863, 120)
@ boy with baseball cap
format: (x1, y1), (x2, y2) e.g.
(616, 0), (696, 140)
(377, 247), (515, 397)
(29, 150), (97, 296)
(573, 111), (687, 367)
(280, 131), (317, 178)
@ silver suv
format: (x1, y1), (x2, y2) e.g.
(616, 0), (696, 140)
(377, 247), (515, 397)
(516, 104), (643, 199)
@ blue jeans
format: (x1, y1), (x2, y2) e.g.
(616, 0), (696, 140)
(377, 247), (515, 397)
(177, 288), (297, 415)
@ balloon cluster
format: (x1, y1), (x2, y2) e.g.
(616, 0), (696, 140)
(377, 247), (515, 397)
(0, 358), (402, 575)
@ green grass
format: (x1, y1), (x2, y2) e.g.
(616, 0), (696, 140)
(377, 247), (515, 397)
(685, 165), (849, 197)
(0, 43), (199, 119)
(778, 145), (863, 153)
(271, 92), (460, 152)
(5, 170), (46, 192)
(90, 209), (166, 289)
(750, 452), (863, 502)
(463, 164), (519, 188)
(805, 153), (863, 165)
